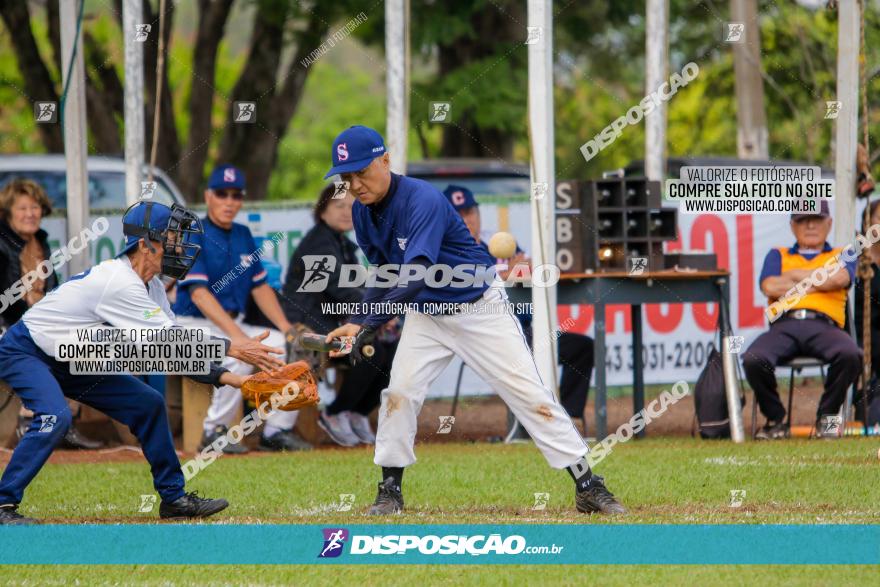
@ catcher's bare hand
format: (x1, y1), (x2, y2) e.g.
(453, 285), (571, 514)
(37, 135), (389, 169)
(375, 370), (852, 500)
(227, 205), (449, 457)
(228, 330), (285, 371)
(326, 323), (362, 358)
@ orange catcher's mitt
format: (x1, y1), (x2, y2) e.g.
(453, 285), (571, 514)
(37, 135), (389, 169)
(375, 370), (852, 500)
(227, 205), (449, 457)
(240, 361), (318, 412)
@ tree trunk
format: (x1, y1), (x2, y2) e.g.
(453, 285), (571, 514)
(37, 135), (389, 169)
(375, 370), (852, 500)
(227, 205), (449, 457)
(83, 32), (123, 154)
(176, 0), (235, 201)
(216, 2), (288, 200)
(142, 0), (180, 173)
(436, 2), (522, 159)
(0, 0), (63, 152)
(46, 1), (61, 76)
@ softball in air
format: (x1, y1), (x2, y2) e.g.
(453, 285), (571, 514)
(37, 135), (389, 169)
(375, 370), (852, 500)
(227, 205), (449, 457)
(488, 231), (516, 259)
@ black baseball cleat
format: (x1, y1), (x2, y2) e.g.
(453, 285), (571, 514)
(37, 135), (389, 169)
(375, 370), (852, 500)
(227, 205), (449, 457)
(59, 426), (105, 450)
(755, 420), (788, 440)
(199, 425), (248, 455)
(159, 491), (229, 520)
(575, 475), (627, 515)
(259, 430), (312, 452)
(368, 477), (404, 515)
(0, 505), (37, 525)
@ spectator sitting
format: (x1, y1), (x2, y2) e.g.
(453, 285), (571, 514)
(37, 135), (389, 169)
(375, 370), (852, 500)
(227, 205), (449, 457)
(281, 184), (398, 446)
(441, 184), (595, 435)
(0, 179), (102, 450)
(742, 200), (862, 439)
(172, 165), (310, 453)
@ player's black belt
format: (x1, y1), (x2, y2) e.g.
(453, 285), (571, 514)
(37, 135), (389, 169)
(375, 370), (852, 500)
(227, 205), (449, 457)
(780, 309), (836, 327)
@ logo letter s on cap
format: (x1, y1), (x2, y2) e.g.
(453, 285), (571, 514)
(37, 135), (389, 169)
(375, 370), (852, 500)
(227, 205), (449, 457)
(337, 143), (349, 161)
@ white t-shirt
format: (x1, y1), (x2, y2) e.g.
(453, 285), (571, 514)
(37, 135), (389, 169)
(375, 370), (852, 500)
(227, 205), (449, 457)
(23, 256), (176, 357)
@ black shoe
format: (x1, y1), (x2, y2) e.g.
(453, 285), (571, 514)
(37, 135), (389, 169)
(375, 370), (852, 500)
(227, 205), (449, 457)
(59, 426), (104, 450)
(259, 430), (312, 452)
(756, 420), (789, 440)
(368, 477), (404, 515)
(575, 475), (626, 515)
(159, 491), (228, 519)
(0, 505), (36, 525)
(199, 425), (248, 454)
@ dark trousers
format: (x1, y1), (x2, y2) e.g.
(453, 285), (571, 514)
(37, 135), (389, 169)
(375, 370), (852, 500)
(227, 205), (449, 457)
(524, 327), (594, 420)
(558, 333), (594, 418)
(741, 317), (862, 422)
(327, 340), (397, 416)
(0, 322), (185, 506)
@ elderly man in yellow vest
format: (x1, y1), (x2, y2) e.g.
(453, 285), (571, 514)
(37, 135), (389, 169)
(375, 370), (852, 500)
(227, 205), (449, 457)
(742, 201), (862, 439)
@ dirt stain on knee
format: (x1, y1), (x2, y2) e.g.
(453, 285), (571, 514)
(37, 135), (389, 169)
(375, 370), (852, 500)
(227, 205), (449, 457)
(385, 394), (402, 417)
(537, 405), (553, 422)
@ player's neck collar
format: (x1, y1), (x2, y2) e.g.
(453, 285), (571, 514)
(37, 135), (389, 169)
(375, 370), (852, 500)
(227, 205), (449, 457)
(204, 214), (233, 232)
(370, 173), (400, 211)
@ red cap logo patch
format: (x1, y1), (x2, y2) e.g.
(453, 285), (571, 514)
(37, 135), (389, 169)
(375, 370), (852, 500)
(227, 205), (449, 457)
(337, 143), (349, 162)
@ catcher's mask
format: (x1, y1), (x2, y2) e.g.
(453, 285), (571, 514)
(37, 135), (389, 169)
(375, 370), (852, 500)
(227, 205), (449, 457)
(120, 201), (203, 280)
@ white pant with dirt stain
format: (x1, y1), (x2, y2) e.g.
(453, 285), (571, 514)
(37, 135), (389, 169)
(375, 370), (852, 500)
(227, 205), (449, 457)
(373, 286), (588, 469)
(175, 316), (298, 433)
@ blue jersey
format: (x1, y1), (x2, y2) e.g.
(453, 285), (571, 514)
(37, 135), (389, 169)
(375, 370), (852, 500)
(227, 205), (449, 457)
(172, 217), (267, 317)
(352, 173), (494, 305)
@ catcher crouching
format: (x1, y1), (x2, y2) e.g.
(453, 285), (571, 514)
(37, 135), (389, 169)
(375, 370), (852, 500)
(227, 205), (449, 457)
(0, 201), (302, 525)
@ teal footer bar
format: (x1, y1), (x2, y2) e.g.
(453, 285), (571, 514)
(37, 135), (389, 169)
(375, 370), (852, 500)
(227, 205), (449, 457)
(1, 524), (877, 565)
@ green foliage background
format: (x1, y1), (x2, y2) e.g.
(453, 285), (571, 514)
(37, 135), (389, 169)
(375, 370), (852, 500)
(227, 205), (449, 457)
(0, 0), (878, 201)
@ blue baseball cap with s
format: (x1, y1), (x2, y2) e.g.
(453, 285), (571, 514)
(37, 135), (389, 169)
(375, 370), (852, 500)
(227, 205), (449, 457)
(324, 125), (387, 179)
(442, 185), (478, 211)
(207, 164), (246, 190)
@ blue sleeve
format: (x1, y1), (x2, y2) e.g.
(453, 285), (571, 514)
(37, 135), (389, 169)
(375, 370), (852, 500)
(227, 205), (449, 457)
(244, 230), (267, 289)
(351, 257), (430, 328)
(178, 229), (209, 288)
(353, 211), (386, 266)
(758, 249), (782, 284)
(402, 193), (445, 264)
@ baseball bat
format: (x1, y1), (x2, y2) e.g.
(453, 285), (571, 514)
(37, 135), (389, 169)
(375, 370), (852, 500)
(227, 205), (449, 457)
(297, 332), (374, 357)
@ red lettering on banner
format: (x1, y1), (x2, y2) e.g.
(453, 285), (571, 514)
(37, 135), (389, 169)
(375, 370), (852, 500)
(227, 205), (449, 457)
(558, 305), (593, 334)
(606, 304), (632, 334)
(736, 215), (766, 328)
(557, 305), (630, 333)
(646, 303), (684, 333)
(691, 215), (728, 331)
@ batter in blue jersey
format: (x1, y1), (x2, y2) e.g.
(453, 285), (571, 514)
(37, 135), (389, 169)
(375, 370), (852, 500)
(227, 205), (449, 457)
(322, 126), (625, 517)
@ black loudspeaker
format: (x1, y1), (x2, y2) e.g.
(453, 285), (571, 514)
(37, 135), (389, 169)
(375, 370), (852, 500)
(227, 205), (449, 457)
(552, 178), (676, 273)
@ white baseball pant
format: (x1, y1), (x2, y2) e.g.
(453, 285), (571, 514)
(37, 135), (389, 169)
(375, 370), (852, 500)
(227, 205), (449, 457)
(175, 316), (298, 432)
(373, 286), (588, 469)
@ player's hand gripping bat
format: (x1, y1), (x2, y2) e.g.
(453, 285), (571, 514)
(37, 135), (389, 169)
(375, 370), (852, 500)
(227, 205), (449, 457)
(297, 330), (376, 364)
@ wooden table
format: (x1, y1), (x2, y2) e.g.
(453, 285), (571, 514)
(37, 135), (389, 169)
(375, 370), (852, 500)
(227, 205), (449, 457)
(508, 270), (732, 439)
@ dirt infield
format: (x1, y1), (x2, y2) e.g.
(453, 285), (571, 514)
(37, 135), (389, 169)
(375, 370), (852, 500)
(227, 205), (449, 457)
(0, 379), (833, 465)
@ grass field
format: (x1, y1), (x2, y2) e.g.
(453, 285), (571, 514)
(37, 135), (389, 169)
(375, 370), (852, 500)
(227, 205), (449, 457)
(2, 437), (878, 584)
